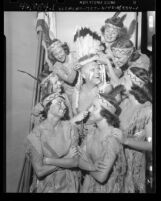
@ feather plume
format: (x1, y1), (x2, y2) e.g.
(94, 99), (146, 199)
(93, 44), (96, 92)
(127, 19), (137, 39)
(120, 14), (127, 23)
(112, 12), (121, 19)
(74, 26), (101, 61)
(17, 69), (41, 83)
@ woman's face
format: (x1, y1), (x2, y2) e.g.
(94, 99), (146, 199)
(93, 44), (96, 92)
(88, 98), (103, 122)
(49, 97), (66, 118)
(50, 76), (62, 93)
(112, 48), (131, 68)
(52, 43), (66, 63)
(81, 62), (102, 85)
(104, 23), (119, 43)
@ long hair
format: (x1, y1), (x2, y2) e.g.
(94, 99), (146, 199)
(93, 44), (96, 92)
(100, 84), (126, 108)
(39, 101), (52, 119)
(129, 83), (152, 104)
(130, 67), (150, 85)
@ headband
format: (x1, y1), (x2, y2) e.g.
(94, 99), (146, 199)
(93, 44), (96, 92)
(126, 68), (144, 87)
(42, 93), (64, 107)
(111, 47), (134, 57)
(48, 40), (63, 53)
(97, 94), (116, 114)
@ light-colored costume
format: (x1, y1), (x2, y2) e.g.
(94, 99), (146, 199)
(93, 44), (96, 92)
(26, 120), (79, 193)
(80, 128), (126, 193)
(120, 99), (152, 193)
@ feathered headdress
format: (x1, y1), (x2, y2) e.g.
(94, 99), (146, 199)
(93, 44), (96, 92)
(102, 12), (137, 40)
(73, 27), (102, 67)
(105, 12), (127, 28)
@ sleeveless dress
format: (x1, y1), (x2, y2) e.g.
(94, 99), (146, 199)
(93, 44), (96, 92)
(26, 121), (79, 193)
(120, 99), (152, 193)
(80, 128), (126, 193)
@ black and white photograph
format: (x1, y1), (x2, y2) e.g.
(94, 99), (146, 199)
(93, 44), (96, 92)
(4, 0), (156, 193)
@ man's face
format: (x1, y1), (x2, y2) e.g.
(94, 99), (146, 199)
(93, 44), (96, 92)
(81, 61), (102, 85)
(104, 23), (119, 43)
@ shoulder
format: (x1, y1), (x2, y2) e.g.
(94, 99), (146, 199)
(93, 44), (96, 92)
(103, 133), (121, 155)
(130, 50), (150, 71)
(53, 62), (63, 71)
(26, 125), (43, 154)
(27, 122), (47, 141)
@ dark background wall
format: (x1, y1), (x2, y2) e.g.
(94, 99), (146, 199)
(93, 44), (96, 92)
(4, 12), (38, 192)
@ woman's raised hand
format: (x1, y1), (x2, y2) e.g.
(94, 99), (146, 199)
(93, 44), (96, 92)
(71, 111), (89, 124)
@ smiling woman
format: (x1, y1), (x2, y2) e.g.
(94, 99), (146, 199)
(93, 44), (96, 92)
(78, 95), (126, 193)
(26, 93), (80, 193)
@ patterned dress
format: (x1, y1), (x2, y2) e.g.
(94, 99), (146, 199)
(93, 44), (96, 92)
(26, 121), (79, 193)
(80, 128), (126, 193)
(119, 99), (152, 193)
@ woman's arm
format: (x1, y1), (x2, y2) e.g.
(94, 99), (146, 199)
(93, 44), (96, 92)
(71, 89), (79, 116)
(125, 120), (152, 152)
(78, 138), (118, 183)
(113, 128), (152, 152)
(89, 153), (117, 183)
(96, 53), (120, 86)
(56, 63), (77, 84)
(70, 111), (89, 125)
(43, 157), (78, 169)
(124, 138), (152, 152)
(30, 146), (59, 180)
(43, 146), (79, 168)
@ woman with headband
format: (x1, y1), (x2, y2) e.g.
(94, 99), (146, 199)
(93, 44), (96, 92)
(77, 94), (126, 193)
(31, 73), (73, 126)
(104, 67), (152, 193)
(100, 12), (127, 52)
(96, 37), (150, 82)
(26, 93), (90, 193)
(46, 38), (81, 103)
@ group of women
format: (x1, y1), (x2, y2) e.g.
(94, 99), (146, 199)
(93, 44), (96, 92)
(26, 12), (153, 193)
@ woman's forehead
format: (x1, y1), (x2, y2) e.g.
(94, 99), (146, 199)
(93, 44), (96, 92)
(52, 96), (64, 103)
(105, 23), (118, 30)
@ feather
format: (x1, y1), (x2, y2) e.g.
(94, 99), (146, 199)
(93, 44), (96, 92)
(73, 26), (101, 60)
(112, 12), (121, 19)
(17, 69), (41, 83)
(127, 19), (137, 39)
(120, 14), (127, 23)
